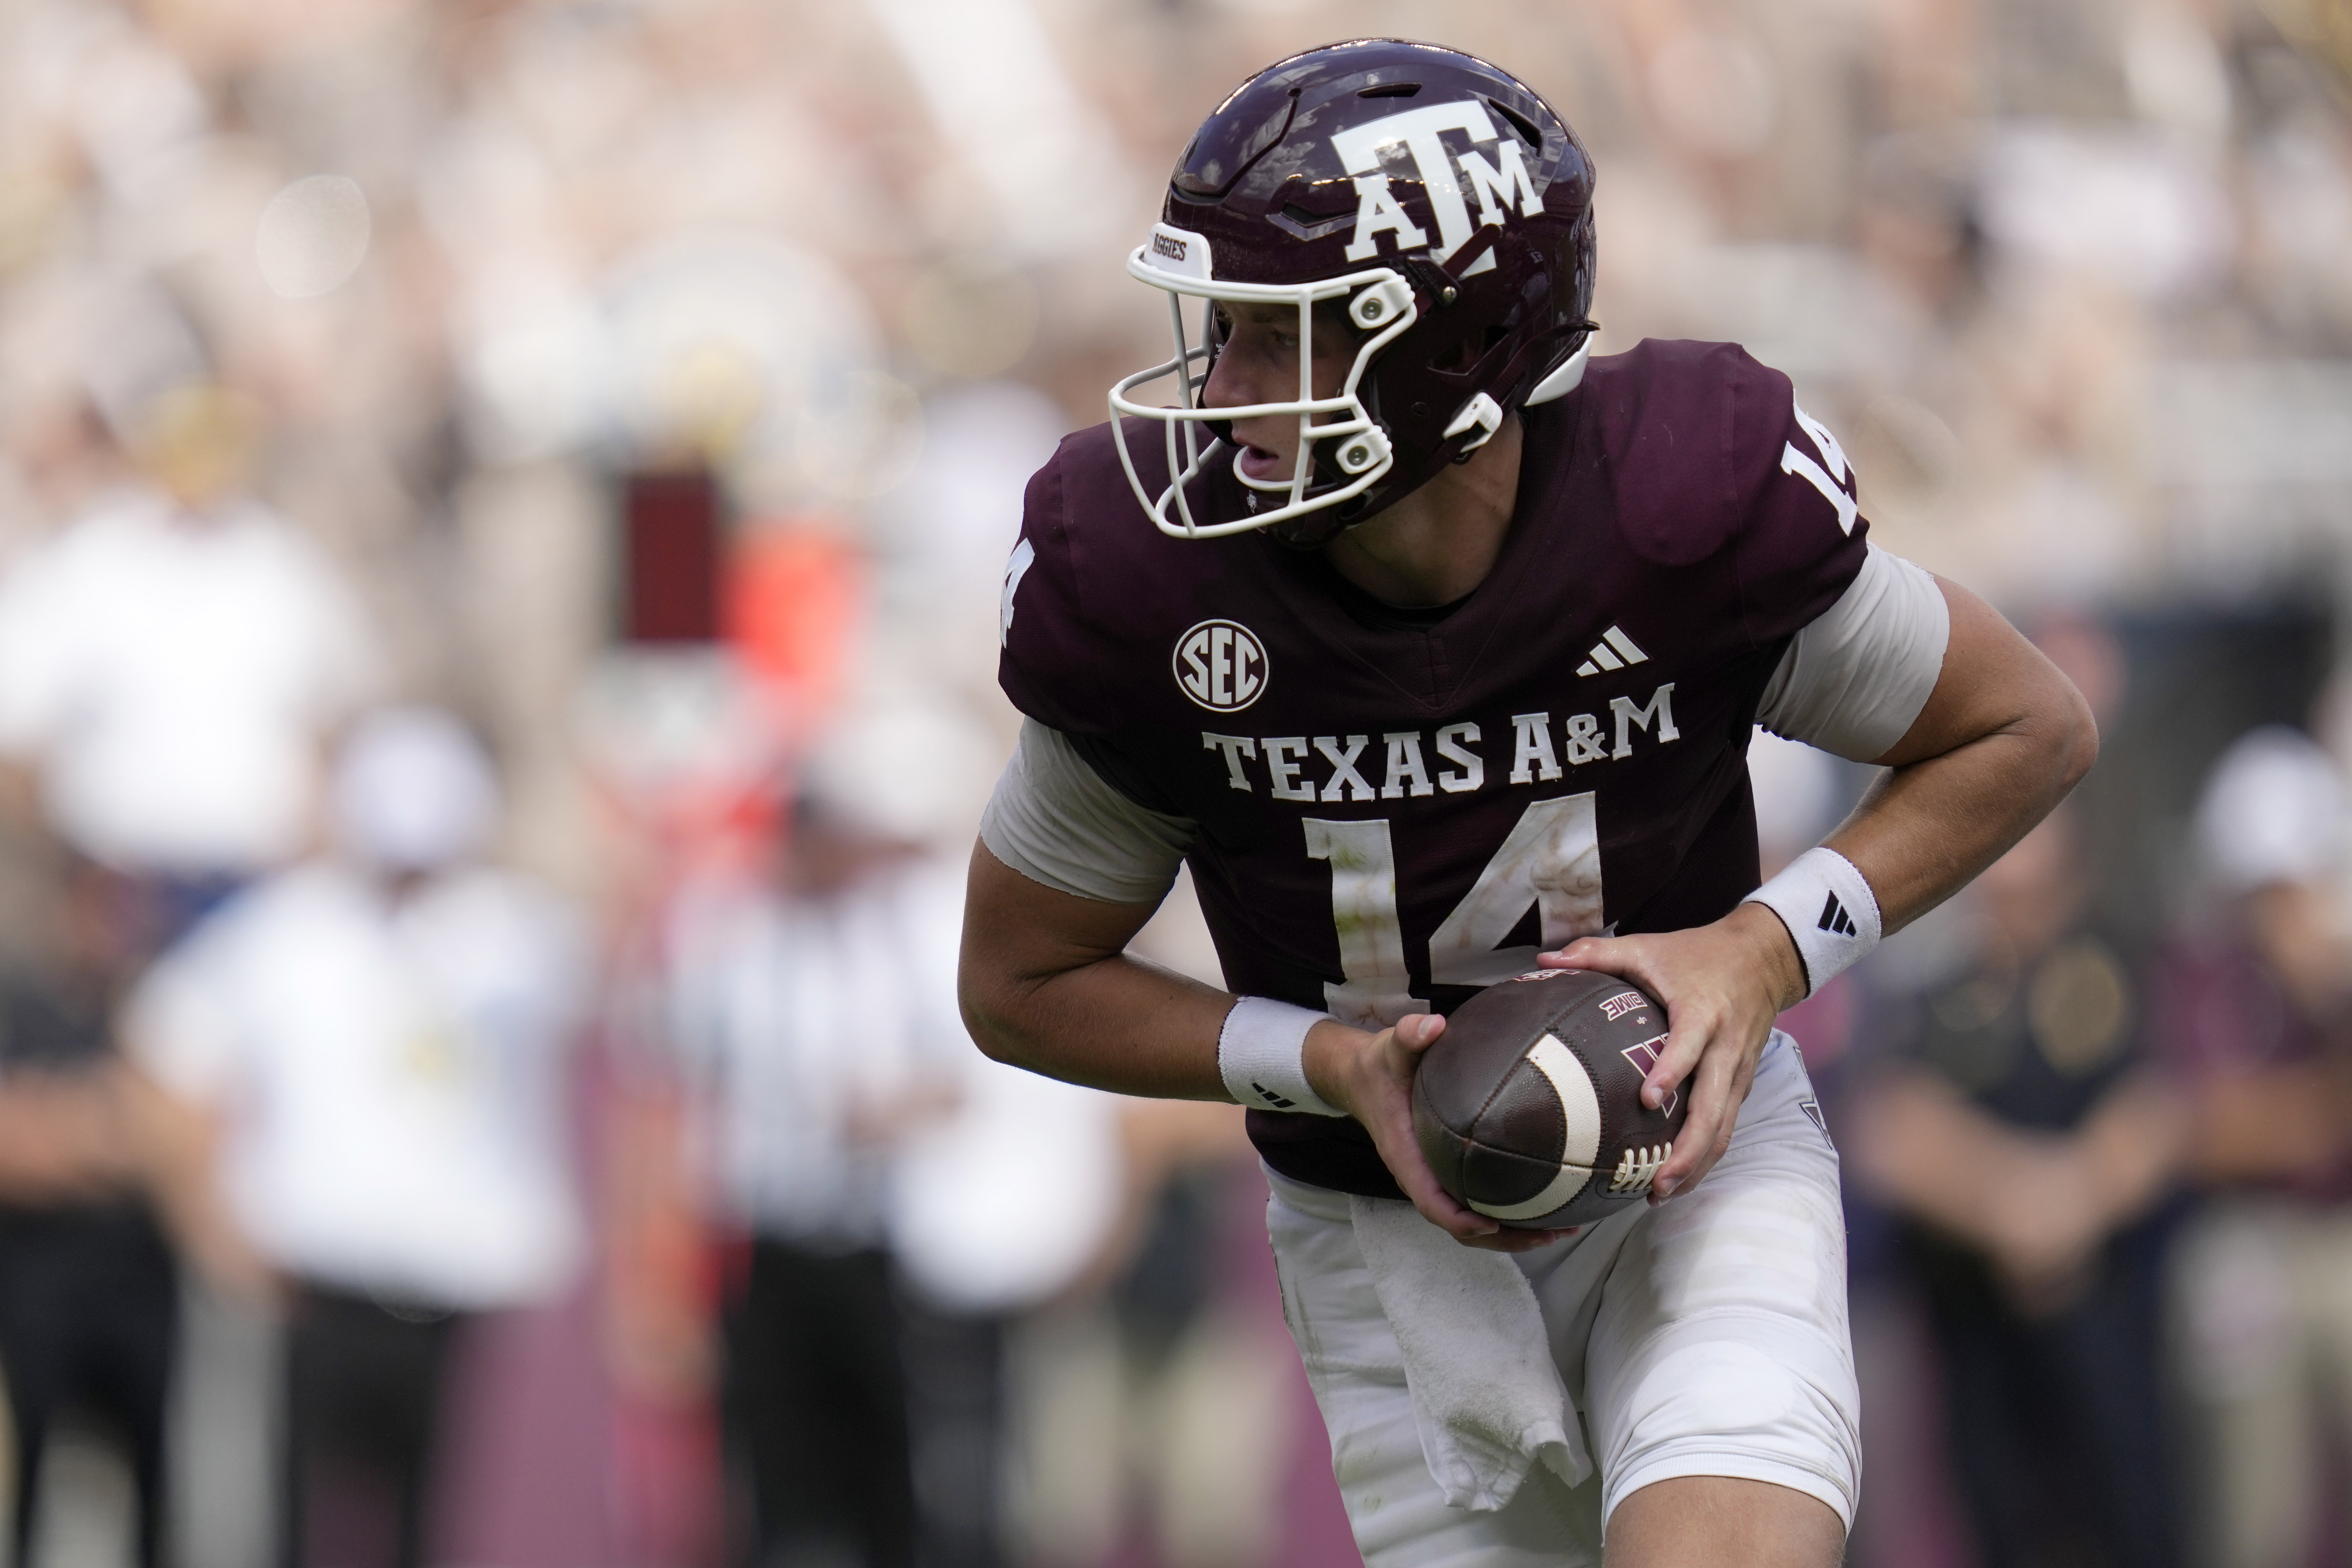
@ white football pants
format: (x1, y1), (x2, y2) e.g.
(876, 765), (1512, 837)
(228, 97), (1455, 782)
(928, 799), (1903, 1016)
(1267, 1032), (1860, 1566)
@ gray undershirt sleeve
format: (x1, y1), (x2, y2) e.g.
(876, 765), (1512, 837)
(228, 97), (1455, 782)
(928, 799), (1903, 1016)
(980, 718), (1197, 904)
(1757, 544), (1951, 763)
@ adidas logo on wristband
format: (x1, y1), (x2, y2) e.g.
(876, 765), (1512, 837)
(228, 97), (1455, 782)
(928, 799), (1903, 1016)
(1219, 997), (1347, 1118)
(1745, 847), (1882, 997)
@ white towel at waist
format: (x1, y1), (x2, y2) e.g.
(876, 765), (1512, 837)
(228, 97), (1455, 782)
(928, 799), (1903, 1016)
(1348, 1193), (1593, 1512)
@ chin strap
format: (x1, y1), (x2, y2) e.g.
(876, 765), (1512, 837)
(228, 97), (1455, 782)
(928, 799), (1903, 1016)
(1443, 326), (1595, 466)
(1443, 392), (1505, 453)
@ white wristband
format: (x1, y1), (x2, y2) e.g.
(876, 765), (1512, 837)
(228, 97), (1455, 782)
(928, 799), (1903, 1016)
(1742, 846), (1882, 997)
(1219, 997), (1346, 1117)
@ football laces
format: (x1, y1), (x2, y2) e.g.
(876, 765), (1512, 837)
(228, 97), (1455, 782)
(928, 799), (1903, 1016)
(1608, 1142), (1672, 1194)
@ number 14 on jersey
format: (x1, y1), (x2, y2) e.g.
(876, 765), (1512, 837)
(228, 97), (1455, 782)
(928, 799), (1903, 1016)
(1305, 793), (1604, 1029)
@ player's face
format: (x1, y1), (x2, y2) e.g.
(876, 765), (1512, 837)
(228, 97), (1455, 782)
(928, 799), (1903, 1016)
(1203, 300), (1358, 484)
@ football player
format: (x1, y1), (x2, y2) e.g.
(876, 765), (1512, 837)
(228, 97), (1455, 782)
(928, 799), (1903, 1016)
(961, 39), (2094, 1568)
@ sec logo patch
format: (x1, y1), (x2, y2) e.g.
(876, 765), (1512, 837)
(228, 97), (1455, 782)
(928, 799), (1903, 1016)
(1173, 619), (1269, 712)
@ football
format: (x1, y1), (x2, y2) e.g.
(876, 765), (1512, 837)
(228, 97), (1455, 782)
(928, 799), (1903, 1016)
(1411, 969), (1688, 1229)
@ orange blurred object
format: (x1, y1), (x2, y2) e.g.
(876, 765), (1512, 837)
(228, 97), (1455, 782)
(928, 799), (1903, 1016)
(726, 524), (864, 741)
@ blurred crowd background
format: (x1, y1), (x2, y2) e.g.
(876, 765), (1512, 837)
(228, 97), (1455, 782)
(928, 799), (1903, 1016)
(0, 0), (2348, 1565)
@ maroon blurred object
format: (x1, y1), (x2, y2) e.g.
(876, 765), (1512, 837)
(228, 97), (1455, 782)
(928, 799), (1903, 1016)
(620, 470), (723, 643)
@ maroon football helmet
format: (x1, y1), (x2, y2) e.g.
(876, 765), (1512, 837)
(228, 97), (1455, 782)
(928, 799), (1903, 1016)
(1110, 39), (1598, 546)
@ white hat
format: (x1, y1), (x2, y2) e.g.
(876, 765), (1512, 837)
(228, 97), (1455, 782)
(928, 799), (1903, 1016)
(797, 699), (995, 848)
(332, 707), (499, 872)
(2195, 725), (2347, 894)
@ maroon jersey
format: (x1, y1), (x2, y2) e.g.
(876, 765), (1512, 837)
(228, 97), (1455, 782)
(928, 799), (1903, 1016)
(1000, 339), (1871, 1198)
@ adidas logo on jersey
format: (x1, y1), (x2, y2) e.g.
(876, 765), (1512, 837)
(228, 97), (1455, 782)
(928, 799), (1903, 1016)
(1576, 626), (1648, 677)
(1816, 894), (1859, 937)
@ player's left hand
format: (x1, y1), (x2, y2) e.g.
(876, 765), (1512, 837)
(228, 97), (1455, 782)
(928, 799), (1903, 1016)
(1537, 902), (1806, 1202)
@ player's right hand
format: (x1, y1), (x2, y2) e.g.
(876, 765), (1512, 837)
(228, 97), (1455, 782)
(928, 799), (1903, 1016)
(1305, 1015), (1572, 1254)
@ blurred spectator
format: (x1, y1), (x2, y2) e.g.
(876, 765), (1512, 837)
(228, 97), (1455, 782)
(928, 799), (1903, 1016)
(1005, 1101), (1298, 1568)
(664, 783), (952, 1568)
(661, 697), (1120, 1568)
(1850, 807), (2187, 1568)
(127, 706), (586, 1568)
(889, 1007), (1123, 1568)
(980, 871), (1297, 1568)
(2157, 725), (2352, 1568)
(0, 851), (175, 1566)
(0, 381), (381, 928)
